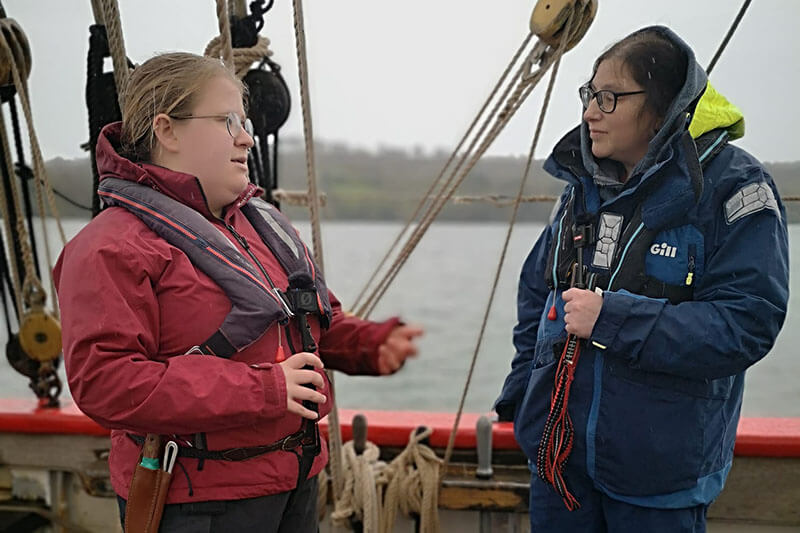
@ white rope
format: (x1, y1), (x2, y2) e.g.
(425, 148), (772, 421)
(331, 440), (386, 531)
(289, 0), (347, 505)
(0, 21), (65, 316)
(204, 35), (272, 79)
(99, 0), (130, 102)
(380, 428), (442, 533)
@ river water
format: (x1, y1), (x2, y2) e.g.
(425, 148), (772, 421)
(1, 219), (797, 417)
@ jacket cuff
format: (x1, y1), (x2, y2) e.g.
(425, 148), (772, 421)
(250, 363), (287, 419)
(589, 290), (631, 357)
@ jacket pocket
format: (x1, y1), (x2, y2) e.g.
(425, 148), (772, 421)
(593, 366), (719, 496)
(513, 355), (558, 462)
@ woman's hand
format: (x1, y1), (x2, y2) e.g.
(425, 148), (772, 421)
(377, 324), (424, 374)
(278, 352), (327, 419)
(563, 288), (603, 339)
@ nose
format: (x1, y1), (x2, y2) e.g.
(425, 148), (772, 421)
(582, 97), (602, 122)
(236, 128), (255, 149)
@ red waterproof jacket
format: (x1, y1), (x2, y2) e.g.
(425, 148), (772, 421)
(53, 123), (400, 503)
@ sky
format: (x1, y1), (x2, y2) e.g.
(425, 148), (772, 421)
(3, 0), (798, 163)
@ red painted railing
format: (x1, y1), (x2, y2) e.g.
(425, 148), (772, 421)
(1, 399), (798, 457)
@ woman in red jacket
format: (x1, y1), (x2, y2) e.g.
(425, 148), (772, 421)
(54, 52), (422, 532)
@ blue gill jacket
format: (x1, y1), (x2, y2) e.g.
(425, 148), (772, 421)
(495, 26), (789, 508)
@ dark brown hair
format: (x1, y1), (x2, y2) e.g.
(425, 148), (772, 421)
(592, 29), (688, 122)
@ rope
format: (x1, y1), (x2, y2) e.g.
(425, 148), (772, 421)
(449, 194), (557, 207)
(317, 467), (329, 521)
(99, 0), (130, 101)
(357, 38), (556, 320)
(213, 0), (235, 70)
(439, 6), (576, 484)
(0, 23), (65, 316)
(380, 428), (442, 533)
(270, 188), (326, 206)
(706, 0), (752, 75)
(0, 114), (24, 316)
(289, 0), (347, 504)
(351, 33), (535, 313)
(204, 35), (272, 79)
(330, 440), (385, 531)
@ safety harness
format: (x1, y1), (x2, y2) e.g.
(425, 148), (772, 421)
(536, 128), (728, 509)
(99, 178), (330, 483)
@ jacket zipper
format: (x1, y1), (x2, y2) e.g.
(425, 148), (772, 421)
(224, 222), (294, 318)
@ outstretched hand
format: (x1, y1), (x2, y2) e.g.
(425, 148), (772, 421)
(377, 324), (424, 375)
(562, 288), (603, 339)
(278, 352), (327, 419)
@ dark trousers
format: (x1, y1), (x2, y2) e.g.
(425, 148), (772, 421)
(529, 469), (708, 533)
(118, 475), (319, 533)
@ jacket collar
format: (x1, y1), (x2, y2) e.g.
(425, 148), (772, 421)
(95, 121), (261, 222)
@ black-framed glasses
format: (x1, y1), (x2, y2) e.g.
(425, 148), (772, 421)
(579, 83), (645, 113)
(170, 111), (254, 139)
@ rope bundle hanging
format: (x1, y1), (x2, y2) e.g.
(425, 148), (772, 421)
(0, 12), (67, 405)
(330, 440), (386, 531)
(380, 427), (442, 533)
(205, 34), (273, 79)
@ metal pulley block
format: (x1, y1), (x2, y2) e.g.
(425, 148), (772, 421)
(18, 279), (62, 363)
(19, 310), (62, 363)
(529, 0), (597, 51)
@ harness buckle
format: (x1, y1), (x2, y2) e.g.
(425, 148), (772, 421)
(281, 431), (306, 451)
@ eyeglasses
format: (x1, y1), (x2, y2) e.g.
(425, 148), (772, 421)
(170, 111), (254, 139)
(579, 83), (645, 113)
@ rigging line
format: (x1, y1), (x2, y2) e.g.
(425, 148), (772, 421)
(360, 41), (552, 320)
(0, 28), (59, 314)
(214, 0), (235, 70)
(0, 26), (66, 316)
(0, 116), (23, 316)
(351, 32), (534, 313)
(357, 36), (536, 318)
(290, 0), (346, 502)
(439, 8), (575, 479)
(706, 0), (752, 75)
(51, 188), (92, 212)
(99, 0), (131, 102)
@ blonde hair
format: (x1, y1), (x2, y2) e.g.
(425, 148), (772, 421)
(120, 52), (244, 161)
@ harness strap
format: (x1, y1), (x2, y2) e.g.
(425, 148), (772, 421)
(127, 429), (307, 462)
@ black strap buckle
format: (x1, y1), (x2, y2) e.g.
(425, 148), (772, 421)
(280, 431), (306, 452)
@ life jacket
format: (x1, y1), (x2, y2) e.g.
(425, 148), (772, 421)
(544, 129), (729, 303)
(98, 177), (332, 356)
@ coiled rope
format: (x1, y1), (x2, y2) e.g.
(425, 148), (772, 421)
(380, 428), (442, 533)
(331, 440), (386, 531)
(206, 0), (274, 79)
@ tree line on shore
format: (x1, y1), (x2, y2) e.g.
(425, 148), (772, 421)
(42, 140), (800, 223)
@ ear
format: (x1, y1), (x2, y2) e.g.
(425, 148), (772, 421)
(152, 113), (181, 154)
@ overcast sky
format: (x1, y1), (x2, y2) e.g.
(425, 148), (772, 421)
(4, 0), (798, 163)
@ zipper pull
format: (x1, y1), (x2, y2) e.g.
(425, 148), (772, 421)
(685, 245), (696, 286)
(275, 326), (286, 362)
(226, 223), (249, 250)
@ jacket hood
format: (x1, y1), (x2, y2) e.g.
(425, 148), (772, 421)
(95, 121), (261, 221)
(688, 81), (744, 140)
(579, 25), (709, 181)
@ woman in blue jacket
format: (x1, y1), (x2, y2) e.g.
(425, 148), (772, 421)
(495, 26), (788, 532)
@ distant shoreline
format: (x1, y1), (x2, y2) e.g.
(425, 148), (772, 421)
(42, 148), (800, 223)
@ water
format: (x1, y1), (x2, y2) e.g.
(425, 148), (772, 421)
(1, 219), (798, 417)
